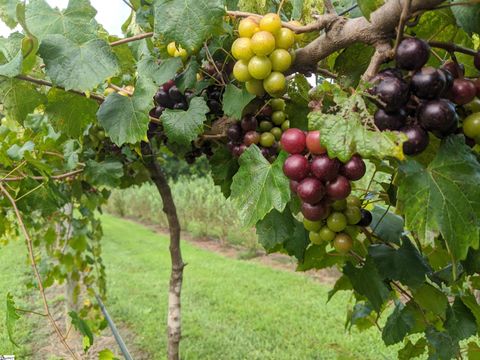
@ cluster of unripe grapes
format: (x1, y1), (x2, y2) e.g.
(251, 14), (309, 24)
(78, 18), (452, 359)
(226, 98), (288, 160)
(371, 37), (480, 155)
(231, 13), (298, 97)
(280, 128), (372, 252)
(166, 41), (188, 62)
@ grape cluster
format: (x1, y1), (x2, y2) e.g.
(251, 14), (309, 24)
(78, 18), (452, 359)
(371, 38), (480, 155)
(226, 98), (289, 160)
(149, 79), (193, 119)
(281, 129), (372, 252)
(166, 41), (188, 62)
(231, 13), (298, 97)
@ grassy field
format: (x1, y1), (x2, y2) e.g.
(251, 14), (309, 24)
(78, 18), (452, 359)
(0, 215), (399, 359)
(100, 214), (399, 359)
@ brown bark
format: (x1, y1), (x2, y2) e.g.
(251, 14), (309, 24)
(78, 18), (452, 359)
(141, 143), (184, 360)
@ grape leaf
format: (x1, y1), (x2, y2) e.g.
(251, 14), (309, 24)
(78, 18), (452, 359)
(256, 208), (309, 261)
(396, 136), (480, 261)
(6, 292), (20, 347)
(461, 293), (480, 329)
(445, 297), (477, 341)
(97, 78), (155, 146)
(412, 284), (448, 317)
(26, 0), (97, 43)
(370, 205), (404, 245)
(308, 94), (405, 162)
(382, 302), (416, 345)
(137, 56), (182, 87)
(369, 237), (431, 288)
(176, 58), (199, 92)
(153, 0), (225, 53)
(357, 0), (384, 20)
(0, 0), (18, 28)
(286, 74), (310, 130)
(39, 35), (119, 92)
(451, 0), (480, 35)
(69, 311), (94, 351)
(398, 338), (427, 360)
(334, 43), (375, 88)
(0, 78), (46, 123)
(230, 146), (290, 227)
(0, 32), (23, 77)
(468, 342), (480, 360)
(209, 146), (239, 198)
(98, 349), (116, 360)
(161, 97), (210, 146)
(343, 257), (390, 312)
(45, 88), (98, 138)
(426, 327), (459, 360)
(84, 160), (124, 188)
(297, 243), (344, 271)
(222, 84), (255, 120)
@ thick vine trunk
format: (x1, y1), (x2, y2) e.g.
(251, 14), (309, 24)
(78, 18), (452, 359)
(142, 143), (184, 360)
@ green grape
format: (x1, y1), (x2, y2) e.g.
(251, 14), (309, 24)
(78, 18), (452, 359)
(260, 132), (275, 147)
(319, 226), (336, 242)
(303, 219), (322, 232)
(327, 212), (347, 232)
(344, 206), (362, 225)
(309, 231), (322, 245)
(332, 199), (347, 211)
(270, 127), (282, 140)
(272, 111), (286, 125)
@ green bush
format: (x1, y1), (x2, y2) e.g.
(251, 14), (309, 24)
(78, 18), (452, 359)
(105, 176), (258, 249)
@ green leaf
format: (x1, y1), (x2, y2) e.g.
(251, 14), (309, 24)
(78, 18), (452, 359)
(0, 0), (18, 28)
(161, 97), (209, 146)
(45, 88), (98, 138)
(291, 0), (303, 20)
(357, 0), (384, 20)
(26, 0), (97, 43)
(230, 146), (290, 227)
(297, 243), (344, 271)
(451, 0), (480, 35)
(39, 35), (119, 92)
(209, 146), (239, 198)
(0, 32), (23, 77)
(396, 136), (480, 261)
(84, 160), (124, 187)
(256, 209), (309, 261)
(461, 293), (480, 329)
(69, 311), (94, 352)
(286, 74), (310, 130)
(370, 205), (404, 244)
(308, 94), (405, 162)
(343, 257), (390, 312)
(328, 275), (352, 301)
(7, 141), (34, 160)
(222, 84), (255, 120)
(176, 59), (199, 92)
(412, 284), (448, 318)
(137, 56), (182, 87)
(382, 302), (416, 345)
(426, 326), (459, 360)
(0, 78), (46, 123)
(468, 342), (480, 360)
(398, 338), (427, 360)
(334, 43), (375, 88)
(153, 0), (225, 53)
(445, 297), (477, 341)
(6, 292), (20, 347)
(98, 349), (116, 360)
(369, 237), (431, 288)
(97, 78), (155, 146)
(346, 302), (376, 331)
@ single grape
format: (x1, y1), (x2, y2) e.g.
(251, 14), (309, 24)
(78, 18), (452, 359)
(275, 28), (295, 49)
(441, 61), (465, 79)
(162, 79), (176, 92)
(327, 212), (348, 232)
(270, 98), (286, 111)
(357, 209), (373, 226)
(463, 113), (480, 139)
(251, 31), (276, 56)
(306, 130), (327, 155)
(263, 72), (286, 96)
(374, 108), (406, 131)
(319, 226), (336, 242)
(233, 144), (247, 157)
(372, 77), (410, 112)
(238, 17), (259, 38)
(418, 99), (458, 134)
(309, 231), (323, 245)
(332, 199), (347, 211)
(301, 201), (330, 221)
(297, 177), (326, 204)
(259, 105), (273, 117)
(168, 86), (184, 102)
(233, 60), (252, 82)
(259, 13), (282, 33)
(241, 115), (258, 132)
(333, 233), (353, 253)
(402, 125), (429, 155)
(311, 154), (340, 182)
(248, 55), (272, 79)
(173, 102), (188, 110)
(290, 179), (300, 193)
(245, 79), (266, 97)
(450, 79), (477, 105)
(411, 67), (446, 99)
(231, 37), (254, 61)
(281, 120), (290, 131)
(154, 90), (172, 108)
(344, 206), (362, 225)
(303, 219), (323, 232)
(259, 132), (275, 147)
(280, 128), (306, 154)
(270, 127), (282, 140)
(326, 176), (351, 200)
(167, 42), (177, 57)
(395, 38), (430, 71)
(269, 49), (292, 72)
(346, 195), (362, 208)
(340, 155), (366, 181)
(259, 120), (273, 132)
(244, 131), (260, 146)
(272, 110), (286, 125)
(227, 123), (243, 142)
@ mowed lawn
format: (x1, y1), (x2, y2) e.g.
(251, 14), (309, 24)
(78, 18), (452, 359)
(100, 214), (399, 360)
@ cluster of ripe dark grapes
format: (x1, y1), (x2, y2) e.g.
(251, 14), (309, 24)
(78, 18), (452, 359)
(371, 37), (480, 155)
(226, 98), (289, 161)
(281, 128), (372, 253)
(147, 78), (219, 164)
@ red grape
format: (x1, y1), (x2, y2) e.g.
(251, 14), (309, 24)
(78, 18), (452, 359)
(301, 201), (330, 221)
(283, 154), (310, 181)
(280, 128), (306, 154)
(306, 131), (326, 155)
(326, 176), (351, 200)
(340, 155), (366, 181)
(311, 154), (340, 182)
(297, 177), (326, 204)
(450, 79), (477, 105)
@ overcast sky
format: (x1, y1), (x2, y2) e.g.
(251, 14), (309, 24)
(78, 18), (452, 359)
(0, 0), (131, 36)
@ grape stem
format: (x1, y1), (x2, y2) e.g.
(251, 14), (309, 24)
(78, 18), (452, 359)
(392, 0), (412, 57)
(1, 169), (84, 182)
(0, 183), (80, 360)
(428, 40), (478, 57)
(110, 32), (154, 47)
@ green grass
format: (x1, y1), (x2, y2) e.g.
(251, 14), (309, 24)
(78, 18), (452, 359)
(101, 214), (399, 359)
(0, 240), (41, 358)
